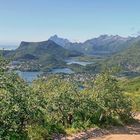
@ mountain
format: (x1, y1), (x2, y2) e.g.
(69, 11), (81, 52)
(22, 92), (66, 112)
(80, 35), (132, 55)
(6, 40), (82, 71)
(101, 36), (140, 73)
(15, 40), (70, 60)
(1, 35), (136, 58)
(2, 35), (140, 73)
(49, 35), (133, 55)
(49, 35), (70, 47)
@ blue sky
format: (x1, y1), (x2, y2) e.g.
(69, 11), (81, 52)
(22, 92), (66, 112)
(0, 0), (140, 45)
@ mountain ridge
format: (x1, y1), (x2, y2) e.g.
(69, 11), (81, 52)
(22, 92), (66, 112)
(1, 34), (140, 72)
(49, 34), (134, 55)
(3, 40), (82, 71)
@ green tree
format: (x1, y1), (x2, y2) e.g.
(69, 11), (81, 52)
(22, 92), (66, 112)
(32, 75), (97, 130)
(92, 71), (133, 124)
(0, 58), (45, 139)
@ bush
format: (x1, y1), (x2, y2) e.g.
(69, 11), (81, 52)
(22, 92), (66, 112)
(0, 58), (45, 139)
(0, 58), (134, 139)
(92, 71), (133, 124)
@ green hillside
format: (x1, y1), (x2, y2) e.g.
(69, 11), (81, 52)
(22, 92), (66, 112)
(101, 39), (140, 73)
(5, 40), (82, 71)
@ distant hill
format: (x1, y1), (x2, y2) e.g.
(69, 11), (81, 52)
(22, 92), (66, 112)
(80, 35), (132, 55)
(14, 40), (71, 60)
(5, 40), (82, 71)
(101, 37), (140, 73)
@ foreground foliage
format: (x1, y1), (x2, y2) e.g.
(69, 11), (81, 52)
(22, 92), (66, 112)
(0, 59), (46, 139)
(0, 58), (133, 139)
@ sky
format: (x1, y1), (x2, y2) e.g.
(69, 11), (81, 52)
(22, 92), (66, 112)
(0, 0), (140, 45)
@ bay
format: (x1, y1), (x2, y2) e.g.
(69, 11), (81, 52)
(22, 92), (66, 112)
(16, 71), (42, 83)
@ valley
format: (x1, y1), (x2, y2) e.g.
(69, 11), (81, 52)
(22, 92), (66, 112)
(1, 34), (140, 83)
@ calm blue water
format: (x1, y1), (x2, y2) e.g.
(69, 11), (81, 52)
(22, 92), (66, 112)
(16, 71), (42, 83)
(16, 59), (93, 82)
(66, 59), (93, 66)
(17, 68), (74, 82)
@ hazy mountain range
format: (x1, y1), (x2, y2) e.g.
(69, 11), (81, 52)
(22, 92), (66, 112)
(49, 34), (140, 73)
(1, 34), (140, 73)
(49, 34), (134, 55)
(104, 37), (140, 72)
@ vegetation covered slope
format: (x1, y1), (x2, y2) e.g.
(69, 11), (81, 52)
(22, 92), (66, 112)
(15, 40), (72, 60)
(104, 39), (140, 72)
(0, 58), (133, 139)
(5, 40), (82, 71)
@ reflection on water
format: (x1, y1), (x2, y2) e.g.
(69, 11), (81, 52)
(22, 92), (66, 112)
(66, 59), (93, 66)
(50, 68), (74, 74)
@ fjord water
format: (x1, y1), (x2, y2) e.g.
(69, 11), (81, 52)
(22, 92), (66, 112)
(66, 60), (93, 66)
(16, 68), (74, 82)
(16, 71), (43, 83)
(16, 59), (94, 82)
(66, 58), (93, 66)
